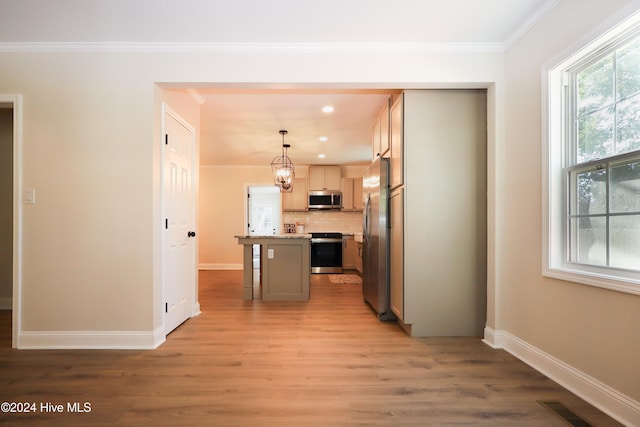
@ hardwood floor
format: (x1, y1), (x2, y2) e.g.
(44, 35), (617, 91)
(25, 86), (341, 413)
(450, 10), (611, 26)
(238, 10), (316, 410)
(0, 270), (622, 426)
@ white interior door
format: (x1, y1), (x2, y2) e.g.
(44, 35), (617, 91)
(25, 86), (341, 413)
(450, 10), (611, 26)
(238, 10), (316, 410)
(163, 105), (196, 335)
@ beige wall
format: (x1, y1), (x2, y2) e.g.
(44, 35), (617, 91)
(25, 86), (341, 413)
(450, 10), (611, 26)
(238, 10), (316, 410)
(199, 166), (273, 268)
(5, 54), (157, 333)
(502, 0), (640, 401)
(0, 109), (11, 306)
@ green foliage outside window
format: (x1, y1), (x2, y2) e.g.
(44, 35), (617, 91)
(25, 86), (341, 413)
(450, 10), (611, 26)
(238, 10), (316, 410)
(568, 36), (640, 271)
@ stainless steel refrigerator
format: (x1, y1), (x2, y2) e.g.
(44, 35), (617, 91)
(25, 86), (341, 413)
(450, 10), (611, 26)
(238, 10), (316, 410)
(362, 156), (395, 320)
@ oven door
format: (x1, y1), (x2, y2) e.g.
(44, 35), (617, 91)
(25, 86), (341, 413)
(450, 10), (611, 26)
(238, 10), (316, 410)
(310, 238), (343, 273)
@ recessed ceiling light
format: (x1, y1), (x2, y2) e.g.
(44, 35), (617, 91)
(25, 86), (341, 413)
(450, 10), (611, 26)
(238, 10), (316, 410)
(322, 105), (334, 113)
(318, 136), (328, 142)
(318, 154), (326, 159)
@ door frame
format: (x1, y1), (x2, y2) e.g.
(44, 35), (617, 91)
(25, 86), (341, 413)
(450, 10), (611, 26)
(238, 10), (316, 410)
(1, 94), (22, 349)
(245, 184), (282, 236)
(246, 185), (282, 271)
(160, 103), (199, 337)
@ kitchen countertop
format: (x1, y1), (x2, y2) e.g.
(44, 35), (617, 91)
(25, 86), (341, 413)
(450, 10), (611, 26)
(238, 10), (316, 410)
(234, 234), (311, 239)
(235, 233), (361, 239)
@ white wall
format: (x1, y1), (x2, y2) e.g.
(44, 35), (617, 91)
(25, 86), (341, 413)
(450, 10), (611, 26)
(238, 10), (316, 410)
(500, 0), (640, 414)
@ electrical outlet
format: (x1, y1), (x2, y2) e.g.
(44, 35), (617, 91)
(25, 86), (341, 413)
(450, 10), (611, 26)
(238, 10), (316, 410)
(267, 249), (274, 259)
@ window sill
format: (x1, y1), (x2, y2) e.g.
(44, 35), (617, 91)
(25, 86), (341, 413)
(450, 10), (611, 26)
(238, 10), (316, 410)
(543, 265), (640, 296)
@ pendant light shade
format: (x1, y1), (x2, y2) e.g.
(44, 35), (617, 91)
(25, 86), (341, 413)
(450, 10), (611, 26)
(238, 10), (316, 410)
(271, 130), (295, 193)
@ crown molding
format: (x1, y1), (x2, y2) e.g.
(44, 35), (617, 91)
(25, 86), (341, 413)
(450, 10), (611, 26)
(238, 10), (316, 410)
(0, 41), (505, 54)
(503, 0), (561, 50)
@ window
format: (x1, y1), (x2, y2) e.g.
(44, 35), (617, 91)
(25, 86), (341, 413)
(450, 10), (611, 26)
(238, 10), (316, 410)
(545, 14), (640, 294)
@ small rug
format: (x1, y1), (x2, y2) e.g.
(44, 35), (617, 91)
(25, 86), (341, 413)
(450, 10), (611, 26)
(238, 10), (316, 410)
(328, 274), (362, 284)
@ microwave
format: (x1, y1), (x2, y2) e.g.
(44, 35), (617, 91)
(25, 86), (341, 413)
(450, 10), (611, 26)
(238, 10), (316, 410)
(308, 191), (342, 210)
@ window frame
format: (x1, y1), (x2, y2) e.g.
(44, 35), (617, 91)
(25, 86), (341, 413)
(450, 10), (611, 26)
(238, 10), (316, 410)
(544, 13), (640, 295)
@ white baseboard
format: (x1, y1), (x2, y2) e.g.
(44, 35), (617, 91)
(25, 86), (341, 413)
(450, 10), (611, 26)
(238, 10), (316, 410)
(192, 301), (201, 317)
(483, 327), (640, 426)
(18, 327), (166, 350)
(0, 297), (12, 310)
(198, 263), (242, 270)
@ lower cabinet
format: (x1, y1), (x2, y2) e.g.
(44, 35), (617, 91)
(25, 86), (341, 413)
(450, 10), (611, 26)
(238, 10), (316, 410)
(390, 187), (404, 320)
(342, 235), (358, 270)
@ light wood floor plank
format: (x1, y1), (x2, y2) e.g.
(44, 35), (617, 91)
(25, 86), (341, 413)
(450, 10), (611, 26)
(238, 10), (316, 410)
(0, 270), (623, 426)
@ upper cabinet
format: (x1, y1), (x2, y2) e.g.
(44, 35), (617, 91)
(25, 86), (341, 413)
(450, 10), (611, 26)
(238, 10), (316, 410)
(309, 166), (341, 191)
(389, 93), (404, 189)
(282, 178), (308, 211)
(340, 177), (364, 211)
(372, 118), (381, 160)
(372, 97), (391, 158)
(353, 177), (363, 211)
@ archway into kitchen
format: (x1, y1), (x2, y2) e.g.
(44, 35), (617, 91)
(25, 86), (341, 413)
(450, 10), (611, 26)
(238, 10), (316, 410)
(189, 84), (493, 338)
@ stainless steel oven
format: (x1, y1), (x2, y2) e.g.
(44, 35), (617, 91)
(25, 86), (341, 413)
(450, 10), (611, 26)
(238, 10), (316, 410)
(310, 232), (343, 273)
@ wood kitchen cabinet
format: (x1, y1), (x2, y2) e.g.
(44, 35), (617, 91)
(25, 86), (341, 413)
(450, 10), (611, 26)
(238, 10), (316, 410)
(282, 178), (308, 211)
(342, 235), (358, 270)
(372, 116), (380, 160)
(353, 177), (363, 210)
(389, 94), (404, 189)
(389, 187), (404, 321)
(389, 90), (487, 338)
(340, 177), (364, 211)
(309, 166), (341, 191)
(372, 97), (391, 158)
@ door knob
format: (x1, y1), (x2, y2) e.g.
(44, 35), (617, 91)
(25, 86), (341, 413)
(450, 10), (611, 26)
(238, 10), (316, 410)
(187, 231), (196, 238)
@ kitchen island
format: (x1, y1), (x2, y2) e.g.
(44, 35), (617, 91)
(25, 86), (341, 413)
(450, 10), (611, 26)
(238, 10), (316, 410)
(235, 234), (311, 301)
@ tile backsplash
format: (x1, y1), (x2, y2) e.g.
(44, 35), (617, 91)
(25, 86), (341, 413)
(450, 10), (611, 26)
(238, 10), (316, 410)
(283, 210), (362, 234)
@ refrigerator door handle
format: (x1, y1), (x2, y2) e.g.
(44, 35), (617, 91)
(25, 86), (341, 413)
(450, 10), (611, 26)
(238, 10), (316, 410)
(364, 193), (371, 249)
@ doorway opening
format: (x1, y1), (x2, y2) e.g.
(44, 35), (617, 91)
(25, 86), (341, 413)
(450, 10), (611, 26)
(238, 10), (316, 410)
(0, 106), (12, 347)
(0, 94), (21, 349)
(247, 185), (281, 298)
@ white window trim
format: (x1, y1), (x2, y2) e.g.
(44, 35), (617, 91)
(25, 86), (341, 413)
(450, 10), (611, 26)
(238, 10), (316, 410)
(543, 10), (640, 296)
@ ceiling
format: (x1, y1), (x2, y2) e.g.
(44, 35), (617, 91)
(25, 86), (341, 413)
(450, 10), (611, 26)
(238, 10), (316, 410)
(0, 0), (559, 166)
(191, 88), (401, 166)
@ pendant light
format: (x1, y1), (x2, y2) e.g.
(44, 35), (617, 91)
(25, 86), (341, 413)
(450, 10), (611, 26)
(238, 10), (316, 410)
(271, 130), (295, 193)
